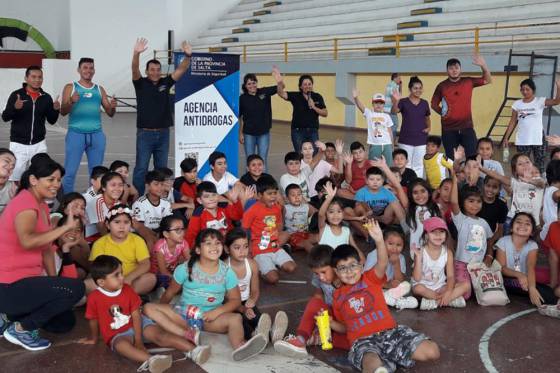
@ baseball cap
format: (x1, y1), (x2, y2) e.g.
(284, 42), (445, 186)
(422, 217), (449, 233)
(372, 93), (385, 103)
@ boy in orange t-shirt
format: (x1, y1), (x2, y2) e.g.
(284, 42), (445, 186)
(331, 220), (440, 372)
(242, 175), (295, 285)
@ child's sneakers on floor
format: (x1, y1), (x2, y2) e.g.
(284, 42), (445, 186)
(186, 345), (211, 364)
(538, 302), (560, 319)
(254, 313), (272, 344)
(385, 281), (411, 299)
(273, 334), (308, 359)
(137, 354), (172, 373)
(270, 311), (288, 344)
(449, 297), (466, 308)
(420, 298), (438, 311)
(395, 296), (418, 310)
(232, 334), (268, 361)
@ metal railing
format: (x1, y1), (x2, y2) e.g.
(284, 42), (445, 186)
(153, 21), (560, 63)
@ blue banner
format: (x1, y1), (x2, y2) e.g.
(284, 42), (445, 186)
(173, 52), (240, 177)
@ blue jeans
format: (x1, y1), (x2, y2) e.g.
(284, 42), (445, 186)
(243, 133), (270, 169)
(63, 129), (106, 193)
(291, 127), (319, 153)
(133, 128), (170, 195)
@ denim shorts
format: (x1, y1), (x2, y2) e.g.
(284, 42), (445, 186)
(110, 315), (156, 351)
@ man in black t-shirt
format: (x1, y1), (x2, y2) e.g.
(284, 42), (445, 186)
(131, 38), (192, 194)
(277, 72), (328, 152)
(239, 67), (284, 169)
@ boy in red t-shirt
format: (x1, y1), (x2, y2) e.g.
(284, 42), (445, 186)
(338, 141), (375, 200)
(185, 181), (244, 248)
(242, 176), (295, 284)
(331, 221), (439, 372)
(80, 255), (210, 371)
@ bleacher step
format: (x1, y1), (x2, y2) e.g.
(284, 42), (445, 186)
(221, 37), (239, 43)
(253, 10), (271, 16)
(263, 1), (281, 7)
(383, 34), (414, 42)
(411, 7), (442, 16)
(232, 27), (250, 34)
(209, 47), (228, 52)
(243, 19), (261, 25)
(368, 47), (396, 56)
(397, 20), (428, 29)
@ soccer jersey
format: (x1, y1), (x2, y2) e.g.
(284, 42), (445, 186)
(85, 194), (118, 238)
(202, 171), (238, 195)
(185, 202), (243, 247)
(131, 195), (173, 230)
(333, 269), (396, 343)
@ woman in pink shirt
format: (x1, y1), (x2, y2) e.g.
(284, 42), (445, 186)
(0, 157), (84, 351)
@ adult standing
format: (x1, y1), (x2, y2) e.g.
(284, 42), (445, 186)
(277, 71), (328, 152)
(0, 158), (84, 351)
(391, 76), (431, 177)
(2, 66), (60, 181)
(60, 58), (117, 192)
(502, 79), (560, 173)
(239, 67), (284, 169)
(131, 38), (192, 195)
(385, 73), (402, 141)
(431, 55), (492, 158)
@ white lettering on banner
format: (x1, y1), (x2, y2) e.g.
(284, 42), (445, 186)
(174, 84), (237, 177)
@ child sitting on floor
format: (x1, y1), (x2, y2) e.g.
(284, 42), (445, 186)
(364, 227), (418, 309)
(332, 220), (440, 372)
(284, 183), (317, 252)
(202, 151), (241, 203)
(80, 255), (210, 372)
(110, 160), (139, 204)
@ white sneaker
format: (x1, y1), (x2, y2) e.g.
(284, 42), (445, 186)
(232, 334), (268, 361)
(449, 297), (466, 308)
(137, 354), (172, 373)
(254, 313), (272, 344)
(537, 303), (560, 319)
(270, 311), (288, 344)
(273, 334), (308, 359)
(420, 298), (438, 311)
(385, 281), (411, 299)
(186, 345), (211, 364)
(383, 292), (397, 307)
(374, 367), (389, 373)
(395, 296), (418, 310)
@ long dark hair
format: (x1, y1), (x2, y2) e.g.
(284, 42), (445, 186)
(406, 178), (441, 230)
(18, 157), (65, 194)
(187, 228), (224, 281)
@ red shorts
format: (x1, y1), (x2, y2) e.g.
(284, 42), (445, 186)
(289, 232), (310, 249)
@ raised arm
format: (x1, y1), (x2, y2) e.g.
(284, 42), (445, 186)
(545, 79), (560, 107)
(366, 219), (388, 279)
(318, 181), (336, 230)
(272, 65), (287, 99)
(132, 38), (148, 81)
(391, 89), (401, 114)
(473, 54), (492, 85)
(478, 158), (511, 187)
(371, 156), (409, 209)
(171, 41), (192, 81)
(352, 88), (365, 114)
(450, 169), (461, 215)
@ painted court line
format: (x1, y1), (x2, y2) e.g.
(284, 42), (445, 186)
(478, 308), (536, 373)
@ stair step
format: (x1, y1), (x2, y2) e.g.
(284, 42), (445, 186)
(221, 37), (239, 43)
(263, 1), (281, 7)
(243, 19), (261, 25)
(411, 7), (442, 16)
(209, 47), (228, 52)
(232, 27), (250, 34)
(368, 47), (396, 56)
(253, 10), (271, 16)
(397, 20), (429, 29)
(383, 34), (414, 42)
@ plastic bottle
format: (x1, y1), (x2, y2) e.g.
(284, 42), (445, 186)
(441, 98), (448, 117)
(502, 143), (510, 162)
(176, 304), (204, 329)
(315, 310), (333, 350)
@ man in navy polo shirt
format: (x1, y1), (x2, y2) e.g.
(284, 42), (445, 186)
(131, 38), (192, 195)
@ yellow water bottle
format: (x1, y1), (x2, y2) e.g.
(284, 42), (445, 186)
(316, 310), (333, 350)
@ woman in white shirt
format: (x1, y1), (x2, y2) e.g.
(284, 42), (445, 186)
(502, 79), (560, 173)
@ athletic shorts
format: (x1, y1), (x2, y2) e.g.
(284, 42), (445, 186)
(254, 249), (294, 275)
(348, 325), (428, 372)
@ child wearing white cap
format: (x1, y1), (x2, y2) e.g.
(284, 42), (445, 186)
(352, 89), (394, 165)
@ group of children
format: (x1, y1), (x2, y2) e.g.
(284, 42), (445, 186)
(1, 112), (560, 373)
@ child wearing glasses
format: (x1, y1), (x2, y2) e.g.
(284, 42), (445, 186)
(150, 215), (191, 291)
(331, 220), (439, 373)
